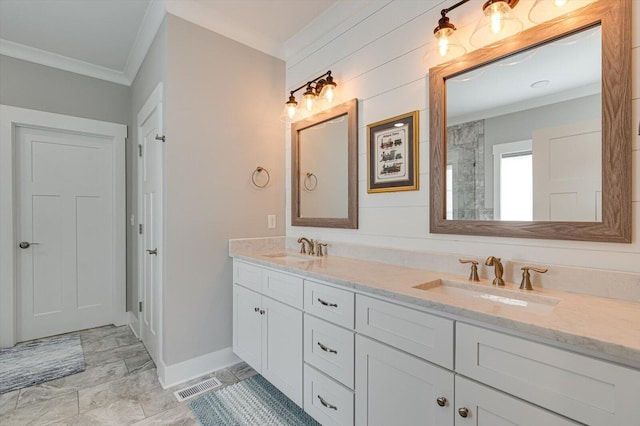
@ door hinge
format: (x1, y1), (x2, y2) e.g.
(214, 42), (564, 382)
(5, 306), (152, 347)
(138, 144), (143, 157)
(155, 134), (166, 142)
(139, 224), (143, 234)
(139, 301), (143, 312)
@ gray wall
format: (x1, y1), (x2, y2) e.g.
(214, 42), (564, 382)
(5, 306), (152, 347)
(129, 20), (168, 316)
(163, 15), (285, 365)
(0, 55), (130, 126)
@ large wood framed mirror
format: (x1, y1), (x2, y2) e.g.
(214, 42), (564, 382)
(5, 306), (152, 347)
(291, 98), (358, 228)
(429, 0), (631, 242)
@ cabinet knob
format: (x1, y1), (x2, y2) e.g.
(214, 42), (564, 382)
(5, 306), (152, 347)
(458, 407), (469, 418)
(436, 397), (447, 407)
(259, 309), (265, 315)
(254, 307), (260, 312)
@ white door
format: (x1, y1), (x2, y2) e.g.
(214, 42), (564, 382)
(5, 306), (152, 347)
(138, 88), (163, 364)
(454, 376), (579, 425)
(532, 118), (601, 221)
(16, 127), (114, 341)
(355, 334), (454, 426)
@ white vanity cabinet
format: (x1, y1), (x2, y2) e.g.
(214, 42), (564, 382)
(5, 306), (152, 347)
(456, 323), (640, 426)
(354, 294), (455, 425)
(303, 279), (356, 426)
(454, 376), (579, 426)
(232, 258), (640, 426)
(355, 334), (454, 426)
(232, 261), (303, 406)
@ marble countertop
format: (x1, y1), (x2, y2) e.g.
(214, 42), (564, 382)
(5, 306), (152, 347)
(231, 249), (640, 369)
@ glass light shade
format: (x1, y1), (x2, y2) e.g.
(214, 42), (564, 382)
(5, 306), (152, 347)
(303, 92), (316, 112)
(528, 0), (596, 24)
(424, 29), (466, 68)
(470, 1), (523, 48)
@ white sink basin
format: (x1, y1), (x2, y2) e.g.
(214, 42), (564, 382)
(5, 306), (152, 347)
(413, 279), (560, 313)
(262, 253), (316, 263)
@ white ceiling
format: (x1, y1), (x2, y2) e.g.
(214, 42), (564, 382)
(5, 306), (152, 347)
(0, 0), (337, 86)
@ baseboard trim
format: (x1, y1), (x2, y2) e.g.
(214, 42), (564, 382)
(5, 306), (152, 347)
(128, 312), (139, 339)
(157, 347), (241, 389)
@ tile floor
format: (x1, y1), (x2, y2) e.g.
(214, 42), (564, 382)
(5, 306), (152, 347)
(0, 325), (257, 425)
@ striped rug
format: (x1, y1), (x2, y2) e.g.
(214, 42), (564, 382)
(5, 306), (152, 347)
(190, 375), (320, 426)
(0, 334), (85, 394)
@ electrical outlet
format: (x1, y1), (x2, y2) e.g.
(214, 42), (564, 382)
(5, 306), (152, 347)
(268, 214), (276, 229)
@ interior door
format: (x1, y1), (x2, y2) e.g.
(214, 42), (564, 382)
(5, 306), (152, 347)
(139, 102), (163, 364)
(16, 126), (114, 341)
(532, 118), (601, 221)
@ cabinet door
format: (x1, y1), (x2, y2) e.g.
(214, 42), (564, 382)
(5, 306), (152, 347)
(262, 296), (303, 407)
(232, 284), (262, 372)
(455, 376), (579, 426)
(355, 335), (454, 426)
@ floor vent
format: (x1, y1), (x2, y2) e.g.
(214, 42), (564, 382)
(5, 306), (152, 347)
(173, 377), (222, 402)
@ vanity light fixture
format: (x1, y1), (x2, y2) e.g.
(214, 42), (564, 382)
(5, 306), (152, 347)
(424, 0), (469, 66)
(470, 0), (523, 47)
(282, 70), (337, 122)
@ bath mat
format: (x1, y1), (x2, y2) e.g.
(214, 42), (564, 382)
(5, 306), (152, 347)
(189, 374), (320, 426)
(0, 334), (85, 394)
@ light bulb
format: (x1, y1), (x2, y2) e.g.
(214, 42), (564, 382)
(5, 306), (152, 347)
(287, 104), (296, 119)
(325, 86), (334, 103)
(438, 36), (449, 56)
(489, 6), (503, 34)
(554, 0), (568, 6)
(305, 96), (314, 111)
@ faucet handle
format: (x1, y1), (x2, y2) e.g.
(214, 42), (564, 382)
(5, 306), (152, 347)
(520, 266), (548, 290)
(459, 259), (479, 282)
(317, 243), (327, 257)
(297, 237), (307, 254)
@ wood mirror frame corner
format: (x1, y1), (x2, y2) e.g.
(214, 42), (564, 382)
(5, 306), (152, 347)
(429, 0), (631, 243)
(291, 98), (358, 229)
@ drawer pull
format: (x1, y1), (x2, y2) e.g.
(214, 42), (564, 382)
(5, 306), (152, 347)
(318, 395), (337, 410)
(254, 307), (260, 312)
(458, 407), (469, 418)
(436, 397), (447, 407)
(317, 298), (338, 307)
(317, 341), (338, 354)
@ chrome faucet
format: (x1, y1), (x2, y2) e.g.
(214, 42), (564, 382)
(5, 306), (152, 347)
(485, 256), (505, 286)
(297, 237), (313, 254)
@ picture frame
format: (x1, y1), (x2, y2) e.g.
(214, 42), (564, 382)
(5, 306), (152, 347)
(367, 111), (419, 193)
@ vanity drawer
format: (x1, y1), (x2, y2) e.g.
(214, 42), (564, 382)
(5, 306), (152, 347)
(456, 323), (640, 426)
(261, 268), (303, 309)
(233, 260), (262, 293)
(304, 280), (355, 329)
(355, 294), (453, 369)
(304, 364), (354, 426)
(304, 314), (354, 389)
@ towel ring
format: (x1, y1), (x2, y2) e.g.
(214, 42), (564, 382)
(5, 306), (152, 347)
(304, 172), (318, 191)
(251, 166), (270, 188)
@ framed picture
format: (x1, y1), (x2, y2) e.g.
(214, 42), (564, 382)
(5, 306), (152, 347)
(367, 111), (419, 193)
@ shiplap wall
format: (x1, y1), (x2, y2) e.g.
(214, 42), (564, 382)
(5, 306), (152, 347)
(285, 0), (640, 273)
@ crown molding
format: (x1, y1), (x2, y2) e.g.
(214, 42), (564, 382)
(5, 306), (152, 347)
(123, 0), (167, 84)
(0, 39), (130, 86)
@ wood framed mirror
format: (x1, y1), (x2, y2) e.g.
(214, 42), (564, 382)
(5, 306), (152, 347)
(429, 0), (631, 242)
(291, 98), (358, 228)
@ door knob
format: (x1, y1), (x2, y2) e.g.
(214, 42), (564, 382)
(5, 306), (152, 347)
(146, 248), (158, 255)
(19, 242), (40, 249)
